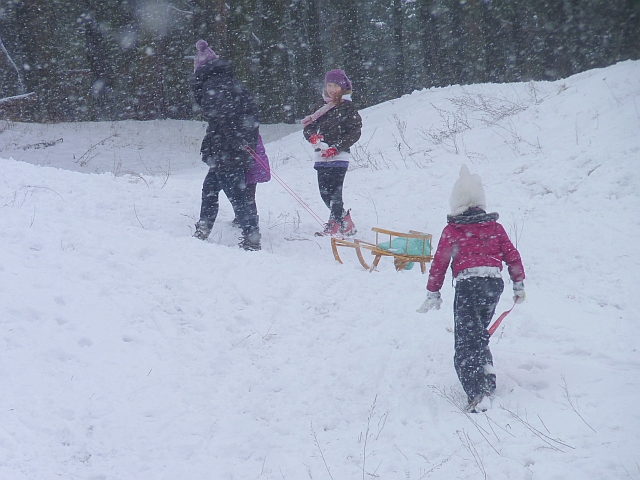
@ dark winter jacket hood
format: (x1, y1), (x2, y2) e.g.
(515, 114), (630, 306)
(447, 207), (499, 225)
(192, 58), (235, 108)
(194, 57), (234, 82)
(192, 57), (260, 172)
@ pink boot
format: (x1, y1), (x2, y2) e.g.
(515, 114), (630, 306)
(339, 210), (357, 237)
(316, 218), (341, 237)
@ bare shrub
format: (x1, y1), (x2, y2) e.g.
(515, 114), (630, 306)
(271, 151), (295, 169)
(418, 104), (470, 154)
(457, 429), (490, 479)
(527, 80), (546, 104)
(21, 138), (63, 150)
(499, 405), (575, 453)
(429, 386), (500, 454)
(449, 91), (528, 126)
(0, 119), (15, 133)
(393, 113), (412, 151)
(311, 422), (335, 480)
(561, 374), (596, 433)
(508, 216), (524, 249)
(358, 395), (388, 480)
(350, 143), (397, 170)
(492, 120), (543, 157)
(74, 133), (117, 167)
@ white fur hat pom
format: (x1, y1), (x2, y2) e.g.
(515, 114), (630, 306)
(449, 164), (487, 215)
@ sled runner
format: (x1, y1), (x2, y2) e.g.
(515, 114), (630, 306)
(331, 227), (433, 273)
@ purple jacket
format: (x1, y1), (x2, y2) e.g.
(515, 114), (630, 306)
(245, 134), (271, 184)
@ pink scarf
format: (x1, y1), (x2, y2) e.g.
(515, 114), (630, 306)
(301, 94), (336, 127)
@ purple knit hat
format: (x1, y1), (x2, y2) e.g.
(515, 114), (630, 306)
(325, 69), (352, 92)
(194, 40), (218, 73)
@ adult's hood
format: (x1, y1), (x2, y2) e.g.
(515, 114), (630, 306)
(194, 57), (234, 82)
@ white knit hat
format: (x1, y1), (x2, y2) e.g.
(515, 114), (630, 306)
(449, 164), (487, 215)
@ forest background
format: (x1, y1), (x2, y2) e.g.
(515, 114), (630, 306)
(1, 0), (639, 124)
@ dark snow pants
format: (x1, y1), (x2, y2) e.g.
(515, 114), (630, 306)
(453, 276), (504, 400)
(316, 166), (347, 221)
(245, 182), (258, 215)
(199, 167), (259, 237)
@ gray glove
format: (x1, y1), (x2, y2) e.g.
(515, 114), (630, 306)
(513, 281), (526, 304)
(417, 291), (442, 313)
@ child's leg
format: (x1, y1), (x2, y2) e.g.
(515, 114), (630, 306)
(316, 167), (347, 220)
(199, 167), (222, 228)
(220, 170), (258, 236)
(233, 183), (257, 225)
(453, 277), (504, 401)
(245, 182), (258, 214)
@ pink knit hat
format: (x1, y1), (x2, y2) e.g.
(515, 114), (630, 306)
(194, 40), (218, 73)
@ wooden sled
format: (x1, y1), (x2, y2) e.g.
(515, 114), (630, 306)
(331, 227), (434, 273)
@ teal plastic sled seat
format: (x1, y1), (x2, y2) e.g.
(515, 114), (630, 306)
(376, 236), (432, 270)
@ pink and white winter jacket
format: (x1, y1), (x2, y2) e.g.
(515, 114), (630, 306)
(426, 210), (525, 293)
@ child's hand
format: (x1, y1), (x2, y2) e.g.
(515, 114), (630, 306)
(308, 133), (323, 145)
(512, 281), (526, 304)
(314, 142), (329, 153)
(321, 146), (339, 158)
(417, 291), (442, 313)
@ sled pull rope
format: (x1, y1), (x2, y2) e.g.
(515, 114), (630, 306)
(488, 301), (516, 337)
(245, 145), (325, 227)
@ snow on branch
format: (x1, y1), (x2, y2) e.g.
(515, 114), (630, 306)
(0, 92), (36, 105)
(0, 36), (26, 94)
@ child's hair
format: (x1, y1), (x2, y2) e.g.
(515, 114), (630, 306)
(323, 86), (352, 105)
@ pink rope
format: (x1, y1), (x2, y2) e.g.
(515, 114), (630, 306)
(245, 146), (326, 227)
(488, 302), (516, 337)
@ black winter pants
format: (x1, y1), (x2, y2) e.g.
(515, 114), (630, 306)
(316, 166), (347, 221)
(245, 182), (257, 214)
(199, 167), (259, 237)
(453, 277), (504, 400)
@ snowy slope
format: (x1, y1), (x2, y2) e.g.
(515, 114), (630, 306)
(0, 60), (639, 480)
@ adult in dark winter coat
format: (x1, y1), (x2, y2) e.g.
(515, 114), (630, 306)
(191, 40), (261, 251)
(418, 165), (526, 412)
(302, 69), (362, 237)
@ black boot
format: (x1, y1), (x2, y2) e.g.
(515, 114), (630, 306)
(239, 226), (261, 251)
(485, 373), (497, 396)
(193, 221), (212, 240)
(466, 393), (487, 413)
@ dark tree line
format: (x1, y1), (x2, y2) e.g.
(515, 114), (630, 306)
(1, 0), (638, 124)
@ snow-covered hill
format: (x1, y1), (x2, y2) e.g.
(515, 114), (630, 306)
(1, 60), (639, 479)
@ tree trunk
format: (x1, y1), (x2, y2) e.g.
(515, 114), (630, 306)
(308, 0), (323, 81)
(214, 0), (229, 56)
(0, 36), (25, 94)
(418, 0), (443, 87)
(393, 0), (405, 97)
(331, 0), (365, 105)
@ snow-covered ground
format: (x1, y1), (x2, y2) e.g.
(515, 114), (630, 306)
(1, 60), (638, 480)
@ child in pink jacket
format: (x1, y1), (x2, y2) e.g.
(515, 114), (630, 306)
(418, 165), (526, 412)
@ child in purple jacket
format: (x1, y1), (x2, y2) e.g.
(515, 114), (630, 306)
(233, 133), (270, 226)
